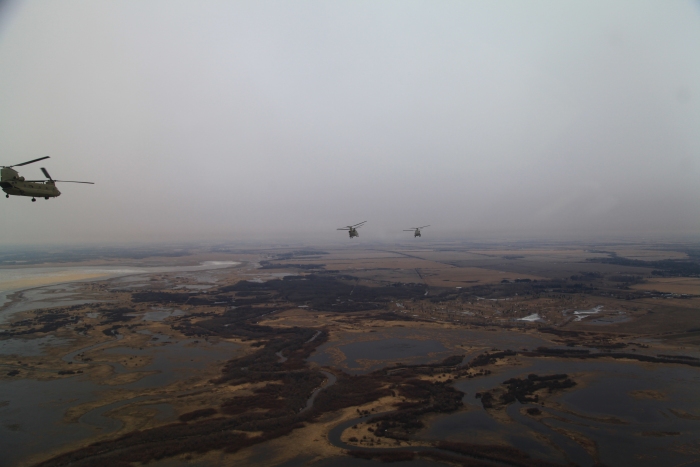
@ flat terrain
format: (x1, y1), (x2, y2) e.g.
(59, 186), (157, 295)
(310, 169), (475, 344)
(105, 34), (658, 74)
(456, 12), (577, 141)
(631, 277), (700, 295)
(1, 241), (699, 467)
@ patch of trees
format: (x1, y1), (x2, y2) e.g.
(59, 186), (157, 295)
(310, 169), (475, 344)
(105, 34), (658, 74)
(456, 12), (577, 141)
(439, 355), (465, 366)
(217, 275), (426, 312)
(436, 441), (566, 467)
(35, 419), (260, 467)
(178, 408), (218, 422)
(538, 328), (584, 338)
(310, 374), (391, 414)
(348, 451), (417, 462)
(5, 311), (80, 335)
(607, 275), (643, 284)
(570, 272), (603, 281)
(131, 291), (230, 306)
(524, 348), (700, 367)
(372, 379), (463, 440)
(588, 253), (700, 277)
(369, 312), (418, 322)
(532, 347), (590, 356)
(498, 374), (576, 405)
(468, 350), (517, 367)
(100, 307), (138, 324)
(273, 250), (329, 260)
(259, 262), (325, 270)
(658, 354), (699, 361)
(102, 325), (122, 336)
(221, 371), (325, 416)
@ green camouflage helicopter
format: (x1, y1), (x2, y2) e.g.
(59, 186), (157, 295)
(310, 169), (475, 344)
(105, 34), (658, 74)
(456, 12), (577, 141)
(338, 221), (366, 238)
(1, 157), (93, 202)
(404, 225), (430, 237)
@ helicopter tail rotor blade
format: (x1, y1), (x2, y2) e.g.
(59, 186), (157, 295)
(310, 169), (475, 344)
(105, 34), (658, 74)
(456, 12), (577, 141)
(9, 156), (50, 168)
(41, 167), (53, 181)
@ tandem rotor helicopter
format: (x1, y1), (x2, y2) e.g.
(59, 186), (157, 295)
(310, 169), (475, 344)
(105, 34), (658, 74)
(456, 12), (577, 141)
(404, 225), (430, 237)
(337, 221), (366, 238)
(1, 157), (93, 202)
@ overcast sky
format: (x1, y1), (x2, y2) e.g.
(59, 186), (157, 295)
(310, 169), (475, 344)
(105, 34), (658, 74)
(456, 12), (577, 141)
(0, 0), (699, 245)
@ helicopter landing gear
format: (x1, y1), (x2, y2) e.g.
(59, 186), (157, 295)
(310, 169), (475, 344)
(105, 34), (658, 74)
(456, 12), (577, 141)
(44, 197), (49, 200)
(32, 197), (36, 202)
(5, 194), (8, 198)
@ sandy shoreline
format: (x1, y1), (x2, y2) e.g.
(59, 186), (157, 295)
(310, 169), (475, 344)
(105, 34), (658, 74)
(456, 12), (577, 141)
(0, 272), (115, 293)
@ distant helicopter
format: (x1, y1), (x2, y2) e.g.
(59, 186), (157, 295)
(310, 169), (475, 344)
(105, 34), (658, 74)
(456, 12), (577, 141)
(404, 225), (430, 237)
(1, 157), (93, 202)
(338, 221), (366, 238)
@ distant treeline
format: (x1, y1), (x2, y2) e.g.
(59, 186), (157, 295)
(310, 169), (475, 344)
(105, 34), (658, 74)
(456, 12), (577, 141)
(587, 253), (700, 277)
(218, 274), (427, 312)
(259, 262), (325, 270)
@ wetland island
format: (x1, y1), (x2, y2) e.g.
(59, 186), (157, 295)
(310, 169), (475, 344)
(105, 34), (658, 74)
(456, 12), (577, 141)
(1, 242), (699, 467)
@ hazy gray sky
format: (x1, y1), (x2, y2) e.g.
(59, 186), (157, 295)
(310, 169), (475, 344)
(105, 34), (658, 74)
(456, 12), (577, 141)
(1, 0), (699, 245)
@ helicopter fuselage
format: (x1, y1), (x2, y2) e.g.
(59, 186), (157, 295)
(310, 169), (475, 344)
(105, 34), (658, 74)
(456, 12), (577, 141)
(348, 228), (359, 238)
(1, 167), (61, 199)
(414, 229), (421, 237)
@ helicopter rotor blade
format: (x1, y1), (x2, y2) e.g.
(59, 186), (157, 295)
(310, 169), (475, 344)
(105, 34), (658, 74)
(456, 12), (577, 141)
(352, 221), (367, 227)
(53, 180), (95, 184)
(418, 225), (430, 229)
(337, 227), (351, 230)
(8, 156), (50, 168)
(41, 167), (53, 181)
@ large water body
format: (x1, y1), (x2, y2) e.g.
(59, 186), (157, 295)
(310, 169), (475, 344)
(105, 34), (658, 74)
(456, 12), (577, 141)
(0, 261), (240, 320)
(422, 358), (700, 467)
(310, 327), (553, 374)
(0, 334), (242, 466)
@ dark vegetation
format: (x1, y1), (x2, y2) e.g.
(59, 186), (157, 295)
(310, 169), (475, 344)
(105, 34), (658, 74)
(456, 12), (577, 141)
(468, 350), (517, 367)
(218, 274), (427, 312)
(131, 292), (230, 306)
(501, 374), (575, 404)
(5, 308), (82, 335)
(347, 448), (546, 467)
(270, 250), (329, 259)
(588, 252), (700, 277)
(347, 441), (570, 466)
(372, 379), (463, 440)
(476, 374), (575, 409)
(524, 347), (700, 367)
(178, 408), (218, 422)
(260, 262), (325, 270)
(436, 441), (568, 467)
(100, 308), (138, 324)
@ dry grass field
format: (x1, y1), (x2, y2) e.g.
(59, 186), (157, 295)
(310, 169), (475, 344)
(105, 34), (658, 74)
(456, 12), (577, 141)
(632, 277), (700, 295)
